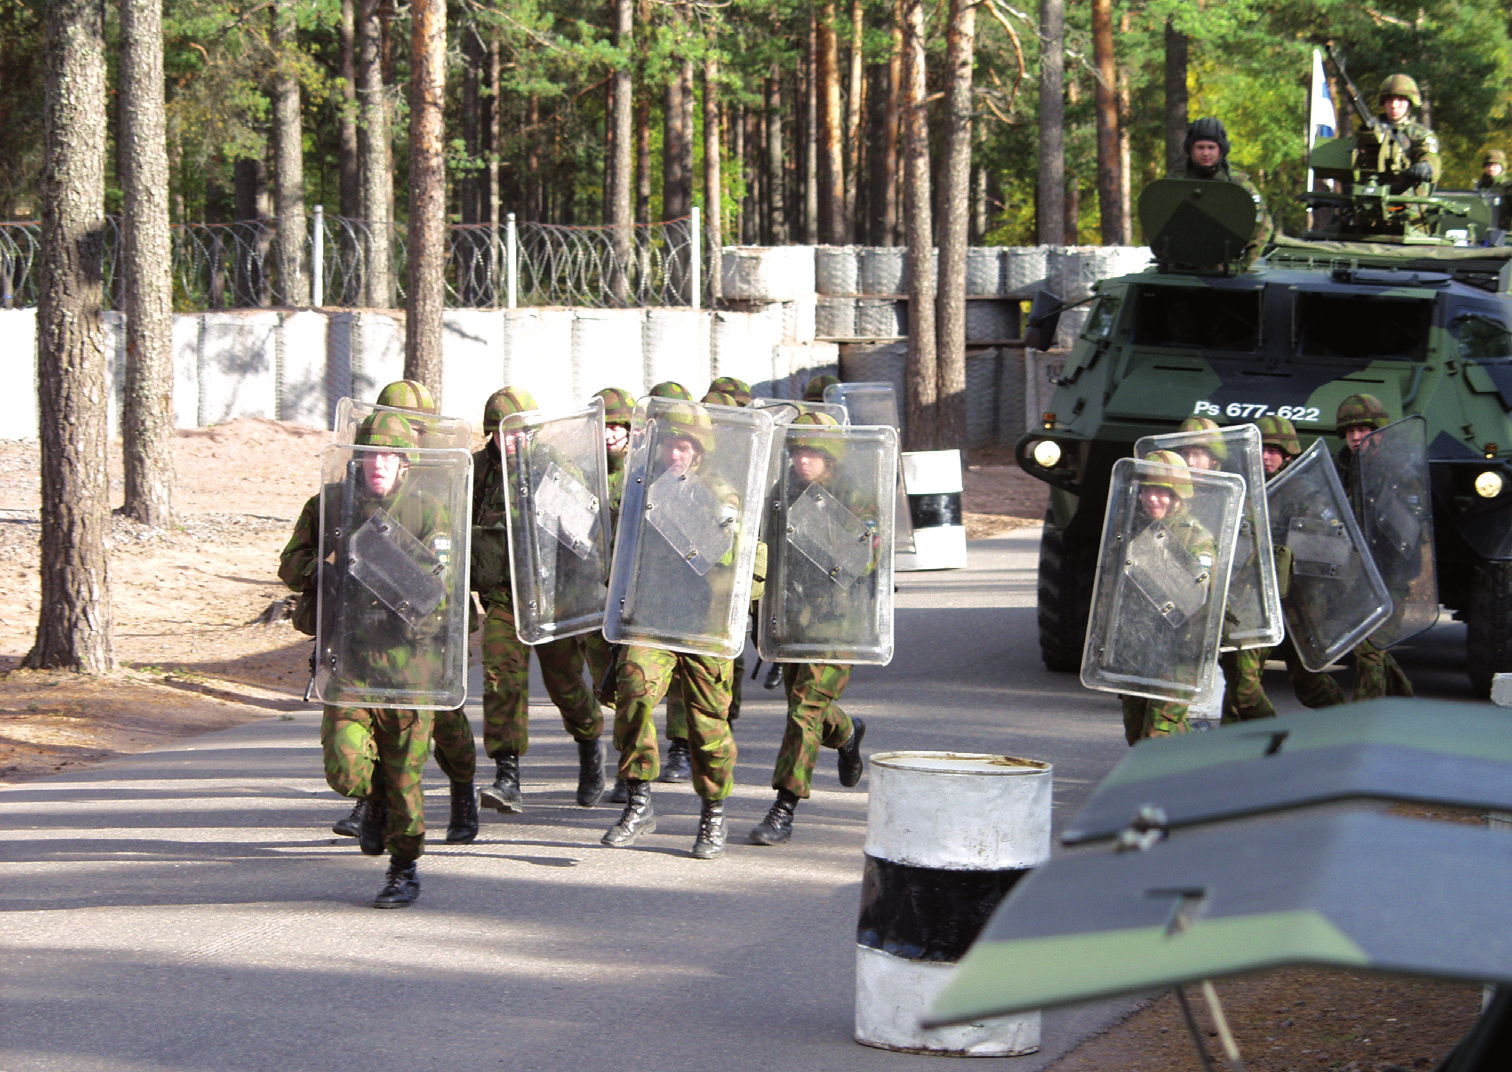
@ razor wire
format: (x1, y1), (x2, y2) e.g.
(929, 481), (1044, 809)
(0, 212), (709, 312)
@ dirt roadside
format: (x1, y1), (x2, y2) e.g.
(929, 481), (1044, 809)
(0, 422), (1484, 1070)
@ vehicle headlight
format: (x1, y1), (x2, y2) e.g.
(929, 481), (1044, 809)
(1474, 470), (1505, 499)
(1032, 439), (1063, 469)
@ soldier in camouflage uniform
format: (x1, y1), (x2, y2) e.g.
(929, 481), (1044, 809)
(473, 387), (607, 815)
(1372, 74), (1441, 194)
(1175, 118), (1273, 262)
(323, 379), (478, 845)
(750, 413), (868, 845)
(1120, 451), (1219, 744)
(1335, 393), (1416, 701)
(601, 404), (746, 860)
(279, 412), (452, 907)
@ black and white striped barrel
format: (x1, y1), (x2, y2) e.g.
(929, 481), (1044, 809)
(897, 450), (967, 571)
(854, 752), (1051, 1055)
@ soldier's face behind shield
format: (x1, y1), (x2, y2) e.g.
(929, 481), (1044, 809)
(1263, 446), (1287, 476)
(605, 423), (629, 457)
(494, 429), (527, 458)
(1382, 96), (1410, 122)
(1140, 485), (1177, 521)
(663, 434), (701, 475)
(1343, 423), (1374, 452)
(362, 451), (406, 497)
(1488, 162), (1505, 179)
(1190, 140), (1222, 168)
(790, 447), (833, 485)
(1179, 445), (1219, 472)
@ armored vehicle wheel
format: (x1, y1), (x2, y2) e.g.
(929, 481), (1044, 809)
(1037, 510), (1097, 673)
(1466, 560), (1512, 698)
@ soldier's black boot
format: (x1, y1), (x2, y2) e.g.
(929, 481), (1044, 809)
(660, 738), (692, 783)
(837, 717), (867, 788)
(479, 752), (523, 814)
(332, 799), (366, 838)
(749, 790), (799, 846)
(691, 797), (727, 860)
(372, 856), (420, 908)
(445, 781), (479, 843)
(576, 737), (606, 807)
(358, 797), (388, 856)
(601, 779), (656, 847)
(607, 777), (628, 803)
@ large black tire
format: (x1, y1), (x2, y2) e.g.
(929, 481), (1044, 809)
(1037, 510), (1098, 673)
(1466, 559), (1512, 698)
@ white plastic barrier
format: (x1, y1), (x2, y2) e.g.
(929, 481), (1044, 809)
(896, 449), (967, 571)
(441, 309), (505, 420)
(855, 752), (1051, 1056)
(720, 246), (816, 302)
(502, 307), (575, 412)
(642, 308), (708, 397)
(198, 311), (279, 426)
(278, 310), (330, 428)
(572, 307), (643, 402)
(711, 308), (785, 394)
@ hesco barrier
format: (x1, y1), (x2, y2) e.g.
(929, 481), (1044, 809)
(4, 243), (1148, 439)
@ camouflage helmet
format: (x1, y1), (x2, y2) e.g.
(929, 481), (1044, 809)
(1176, 415), (1229, 462)
(1336, 393), (1390, 432)
(1378, 73), (1421, 109)
(1256, 415), (1302, 457)
(649, 380), (693, 401)
(788, 410), (844, 463)
(803, 374), (840, 403)
(701, 390), (738, 408)
(483, 386), (537, 434)
(356, 410), (419, 450)
(1140, 449), (1194, 502)
(375, 378), (437, 415)
(1487, 149), (1508, 168)
(594, 386), (635, 427)
(708, 376), (752, 406)
(661, 401), (715, 454)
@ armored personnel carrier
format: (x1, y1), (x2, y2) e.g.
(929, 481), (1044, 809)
(1016, 132), (1512, 695)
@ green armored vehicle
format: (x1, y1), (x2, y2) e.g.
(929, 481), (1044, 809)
(1016, 135), (1512, 696)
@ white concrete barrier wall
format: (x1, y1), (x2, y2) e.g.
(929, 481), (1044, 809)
(170, 314), (200, 430)
(442, 309), (505, 421)
(642, 308), (709, 396)
(198, 311), (278, 427)
(573, 308), (645, 403)
(279, 310), (330, 428)
(502, 307), (575, 413)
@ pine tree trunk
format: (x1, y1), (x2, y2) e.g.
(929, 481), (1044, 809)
(802, 22), (819, 243)
(901, 0), (936, 452)
(27, 0), (115, 673)
(844, 0), (864, 243)
(119, 0), (174, 528)
(609, 0), (633, 304)
(764, 71), (787, 244)
(1164, 19), (1188, 177)
(703, 56), (722, 303)
(935, 0), (975, 453)
(815, 0), (844, 244)
(338, 0), (360, 219)
(636, 91), (652, 225)
(1036, 0), (1064, 246)
(272, 0), (308, 306)
(1091, 0), (1122, 244)
(1116, 12), (1132, 245)
(404, 0), (445, 398)
(357, 0), (392, 307)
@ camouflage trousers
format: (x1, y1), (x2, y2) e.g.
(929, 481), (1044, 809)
(1351, 637), (1414, 702)
(1276, 635), (1347, 708)
(1122, 695), (1190, 745)
(322, 704), (433, 861)
(481, 591), (601, 758)
(772, 662), (854, 798)
(584, 631), (743, 741)
(1220, 648), (1277, 723)
(614, 645), (736, 801)
(431, 705), (477, 784)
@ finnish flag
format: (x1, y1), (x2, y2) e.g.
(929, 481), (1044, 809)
(1309, 47), (1336, 149)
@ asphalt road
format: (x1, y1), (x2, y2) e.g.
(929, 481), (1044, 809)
(0, 527), (1479, 1072)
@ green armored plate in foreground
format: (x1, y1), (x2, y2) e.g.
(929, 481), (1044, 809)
(924, 810), (1512, 1027)
(1063, 698), (1512, 844)
(1139, 178), (1263, 267)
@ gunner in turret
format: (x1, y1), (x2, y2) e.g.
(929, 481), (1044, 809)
(1174, 117), (1274, 258)
(1372, 74), (1440, 194)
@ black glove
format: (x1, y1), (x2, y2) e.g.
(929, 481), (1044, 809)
(1390, 162), (1434, 192)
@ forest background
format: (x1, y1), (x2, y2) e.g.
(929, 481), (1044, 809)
(2, 0), (1512, 253)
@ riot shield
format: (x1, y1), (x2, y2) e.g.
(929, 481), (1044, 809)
(1266, 439), (1392, 672)
(1350, 416), (1438, 648)
(757, 424), (897, 665)
(501, 400), (612, 644)
(749, 397), (851, 425)
(603, 399), (776, 658)
(1135, 424), (1283, 650)
(313, 442), (473, 709)
(1081, 458), (1245, 706)
(333, 397), (475, 450)
(821, 381), (914, 553)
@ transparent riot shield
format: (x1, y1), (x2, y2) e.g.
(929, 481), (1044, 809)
(822, 381), (914, 553)
(313, 443), (473, 709)
(1081, 458), (1245, 706)
(757, 424), (897, 665)
(1135, 424), (1283, 650)
(603, 399), (776, 658)
(1266, 439), (1393, 672)
(333, 397), (475, 450)
(749, 397), (851, 425)
(500, 400), (612, 644)
(1350, 416), (1438, 648)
